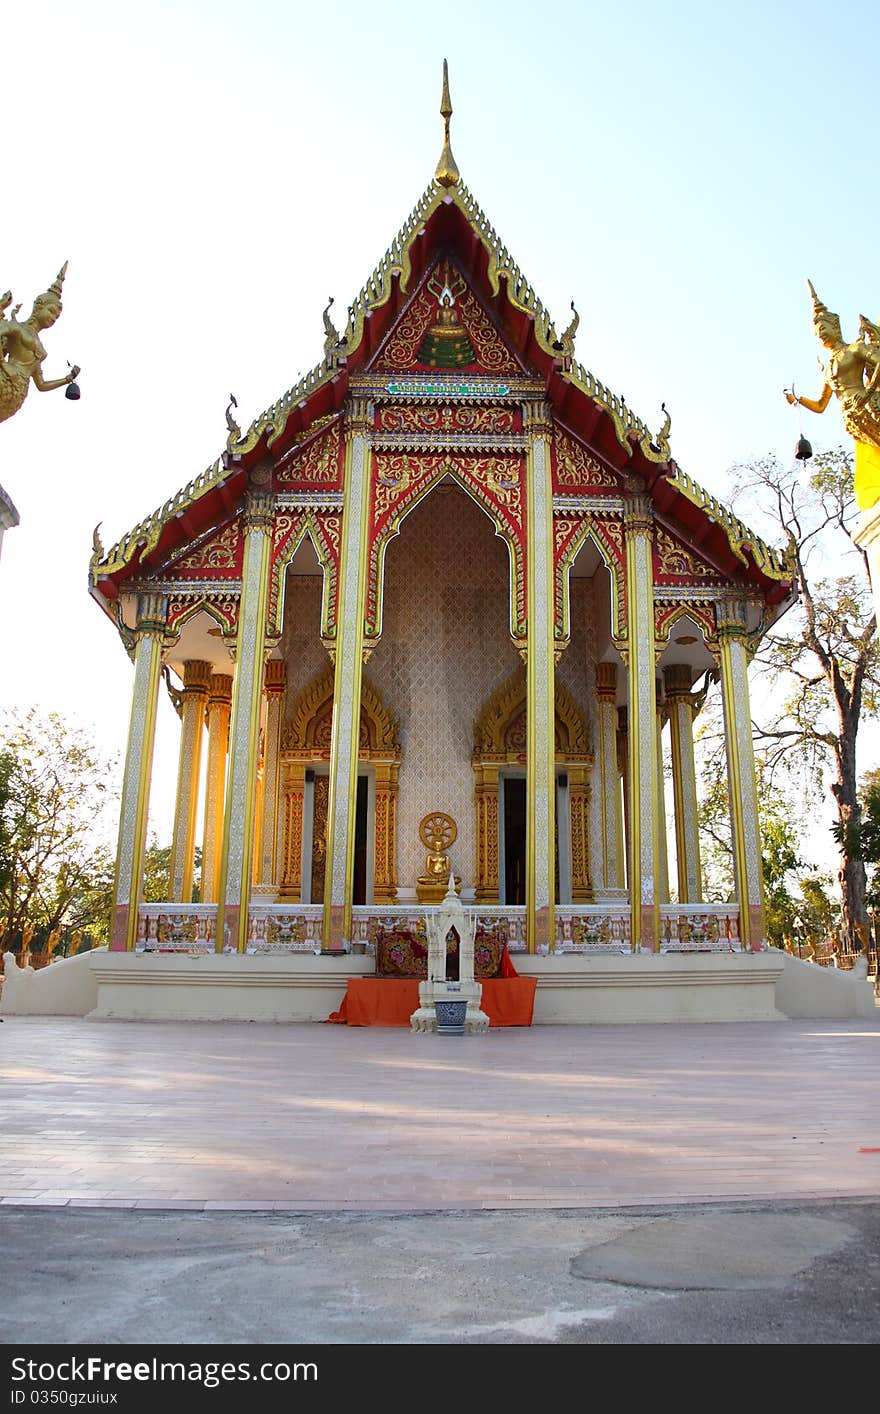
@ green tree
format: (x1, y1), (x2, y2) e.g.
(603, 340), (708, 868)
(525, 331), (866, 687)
(696, 723), (805, 947)
(729, 447), (879, 953)
(798, 875), (840, 950)
(142, 841), (202, 903)
(0, 710), (119, 952)
(760, 808), (803, 949)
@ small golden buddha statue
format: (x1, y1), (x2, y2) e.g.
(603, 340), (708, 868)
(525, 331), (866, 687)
(417, 267), (475, 368)
(416, 812), (461, 903)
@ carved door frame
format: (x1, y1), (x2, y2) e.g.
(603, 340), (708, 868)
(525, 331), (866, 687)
(278, 670), (401, 904)
(472, 668), (594, 903)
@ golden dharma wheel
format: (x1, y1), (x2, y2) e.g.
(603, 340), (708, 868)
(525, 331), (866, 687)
(419, 812), (457, 851)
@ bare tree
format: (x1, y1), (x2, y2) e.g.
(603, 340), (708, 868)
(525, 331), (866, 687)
(730, 447), (879, 952)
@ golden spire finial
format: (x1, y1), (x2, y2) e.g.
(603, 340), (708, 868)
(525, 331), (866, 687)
(434, 58), (460, 189)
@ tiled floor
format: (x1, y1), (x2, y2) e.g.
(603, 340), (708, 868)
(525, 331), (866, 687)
(2, 1015), (879, 1210)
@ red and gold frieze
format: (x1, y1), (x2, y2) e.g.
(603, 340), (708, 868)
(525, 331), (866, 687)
(652, 525), (726, 584)
(654, 600), (718, 653)
(166, 594), (239, 638)
(375, 403), (520, 437)
(365, 451), (527, 642)
(276, 425), (343, 488)
(553, 513), (626, 641)
(170, 521), (243, 579)
(552, 428), (620, 493)
(372, 259), (520, 376)
(268, 511), (341, 638)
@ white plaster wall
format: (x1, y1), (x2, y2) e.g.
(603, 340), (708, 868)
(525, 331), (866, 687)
(86, 952), (787, 1024)
(79, 950), (877, 1025)
(775, 951), (877, 1019)
(89, 951), (372, 1022)
(516, 953), (785, 1023)
(1, 949), (104, 1016)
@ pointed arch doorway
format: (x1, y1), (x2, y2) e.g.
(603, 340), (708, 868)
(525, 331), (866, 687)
(277, 670), (401, 905)
(473, 668), (594, 905)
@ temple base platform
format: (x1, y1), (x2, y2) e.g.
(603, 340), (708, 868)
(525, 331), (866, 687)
(66, 950), (800, 1024)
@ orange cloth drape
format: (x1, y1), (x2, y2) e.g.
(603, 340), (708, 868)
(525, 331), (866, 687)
(500, 941), (519, 978)
(327, 976), (536, 1027)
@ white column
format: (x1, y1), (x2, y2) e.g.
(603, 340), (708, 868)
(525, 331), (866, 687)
(717, 601), (765, 950)
(524, 400), (555, 952)
(323, 400), (372, 951)
(169, 659), (211, 902)
(200, 673), (232, 904)
(624, 495), (660, 951)
(216, 488), (273, 952)
(664, 663), (702, 903)
(259, 659), (286, 886)
(655, 680), (670, 905)
(111, 593), (166, 951)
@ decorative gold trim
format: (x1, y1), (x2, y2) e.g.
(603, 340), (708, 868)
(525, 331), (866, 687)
(169, 660), (211, 904)
(282, 669), (399, 755)
(472, 667), (591, 760)
(278, 761), (306, 899)
(367, 453), (526, 644)
(269, 515), (338, 640)
(554, 515), (625, 644)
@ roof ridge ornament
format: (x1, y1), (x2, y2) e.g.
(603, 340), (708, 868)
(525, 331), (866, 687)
(434, 58), (460, 189)
(225, 393), (241, 451)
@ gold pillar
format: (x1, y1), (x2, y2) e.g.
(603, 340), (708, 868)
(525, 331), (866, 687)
(664, 664), (702, 903)
(372, 761), (399, 905)
(624, 494), (660, 951)
(111, 592), (166, 951)
(596, 662), (623, 889)
(473, 762), (501, 903)
(258, 660), (286, 886)
(716, 602), (765, 951)
(617, 706), (629, 891)
(200, 674), (232, 904)
(655, 679), (670, 905)
(169, 659), (211, 903)
(278, 760), (306, 900)
(216, 488), (273, 952)
(524, 401), (555, 952)
(252, 749), (265, 887)
(568, 764), (593, 901)
(323, 399), (372, 950)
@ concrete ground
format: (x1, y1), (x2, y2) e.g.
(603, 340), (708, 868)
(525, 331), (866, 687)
(1, 1015), (879, 1344)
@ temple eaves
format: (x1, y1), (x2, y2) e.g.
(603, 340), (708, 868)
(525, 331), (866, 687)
(89, 74), (791, 591)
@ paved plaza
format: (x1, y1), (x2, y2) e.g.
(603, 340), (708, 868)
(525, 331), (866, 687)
(1, 1015), (879, 1345)
(2, 1015), (879, 1208)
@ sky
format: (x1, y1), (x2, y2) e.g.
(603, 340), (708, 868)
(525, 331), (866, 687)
(1, 0), (878, 849)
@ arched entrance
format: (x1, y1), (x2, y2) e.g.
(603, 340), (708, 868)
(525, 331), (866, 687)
(472, 668), (593, 904)
(277, 670), (401, 904)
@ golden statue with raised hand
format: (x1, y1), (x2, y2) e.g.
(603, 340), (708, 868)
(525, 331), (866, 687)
(0, 264), (80, 424)
(786, 280), (880, 510)
(416, 812), (461, 903)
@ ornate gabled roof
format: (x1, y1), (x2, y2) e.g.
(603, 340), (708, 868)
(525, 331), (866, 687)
(90, 67), (792, 606)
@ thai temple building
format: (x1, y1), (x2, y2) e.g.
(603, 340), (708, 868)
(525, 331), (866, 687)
(87, 69), (797, 1022)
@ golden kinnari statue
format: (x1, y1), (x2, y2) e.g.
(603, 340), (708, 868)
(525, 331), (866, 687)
(416, 811), (461, 903)
(786, 281), (880, 509)
(0, 264), (80, 425)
